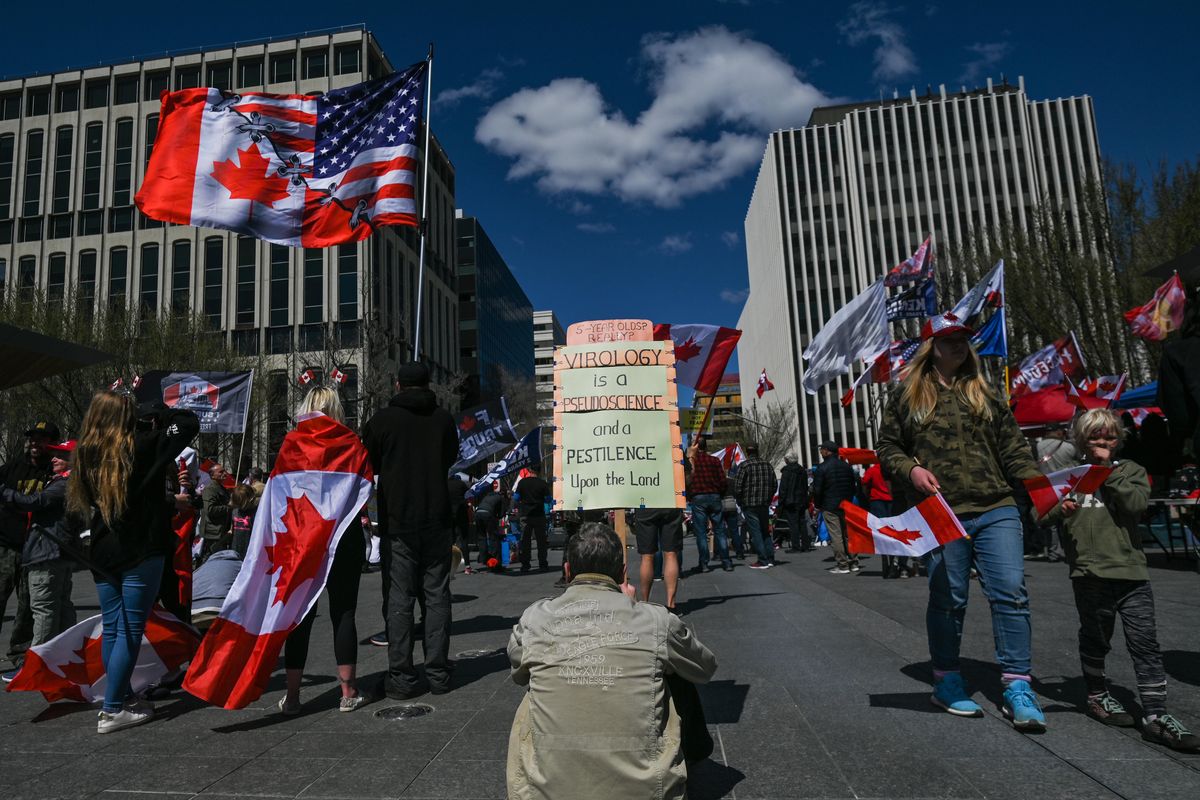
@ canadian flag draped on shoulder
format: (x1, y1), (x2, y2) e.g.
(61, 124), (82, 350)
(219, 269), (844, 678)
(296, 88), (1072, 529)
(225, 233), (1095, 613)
(136, 61), (426, 246)
(184, 413), (373, 709)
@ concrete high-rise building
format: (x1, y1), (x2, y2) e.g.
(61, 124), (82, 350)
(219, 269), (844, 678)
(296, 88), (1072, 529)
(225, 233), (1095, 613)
(0, 25), (460, 464)
(533, 309), (565, 454)
(455, 210), (534, 407)
(738, 77), (1103, 464)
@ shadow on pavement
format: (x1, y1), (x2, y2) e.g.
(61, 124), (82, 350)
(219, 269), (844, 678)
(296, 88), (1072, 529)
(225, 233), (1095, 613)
(31, 701), (99, 723)
(678, 592), (785, 615)
(1163, 650), (1200, 686)
(698, 680), (750, 725)
(687, 759), (745, 799)
(868, 691), (942, 713)
(453, 613), (519, 636)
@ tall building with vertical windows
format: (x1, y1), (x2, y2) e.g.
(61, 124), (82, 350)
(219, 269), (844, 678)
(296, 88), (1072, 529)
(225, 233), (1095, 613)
(455, 210), (534, 407)
(738, 77), (1103, 465)
(533, 309), (565, 454)
(0, 25), (460, 465)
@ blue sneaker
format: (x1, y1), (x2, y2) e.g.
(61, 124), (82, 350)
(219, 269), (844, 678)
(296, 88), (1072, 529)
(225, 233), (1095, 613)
(1002, 680), (1046, 732)
(930, 673), (983, 717)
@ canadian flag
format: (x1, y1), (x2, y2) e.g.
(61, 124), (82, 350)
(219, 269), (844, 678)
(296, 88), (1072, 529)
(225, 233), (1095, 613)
(712, 443), (747, 472)
(653, 324), (742, 396)
(109, 378), (124, 391)
(330, 367), (349, 385)
(6, 607), (198, 703)
(840, 494), (967, 557)
(1093, 374), (1127, 403)
(756, 369), (775, 398)
(1024, 464), (1113, 518)
(297, 369), (318, 386)
(182, 413), (373, 709)
(1064, 375), (1089, 411)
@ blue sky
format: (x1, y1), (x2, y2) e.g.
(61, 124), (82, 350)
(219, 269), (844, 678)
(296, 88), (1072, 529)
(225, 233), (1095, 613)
(5, 1), (1199, 378)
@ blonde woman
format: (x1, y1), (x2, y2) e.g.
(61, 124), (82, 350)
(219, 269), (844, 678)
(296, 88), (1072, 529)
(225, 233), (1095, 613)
(876, 313), (1045, 731)
(278, 387), (368, 714)
(1042, 409), (1198, 751)
(67, 391), (199, 733)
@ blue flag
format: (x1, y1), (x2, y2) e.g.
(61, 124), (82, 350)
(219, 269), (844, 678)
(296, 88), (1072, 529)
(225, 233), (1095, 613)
(886, 278), (937, 322)
(971, 307), (1007, 358)
(466, 427), (543, 500)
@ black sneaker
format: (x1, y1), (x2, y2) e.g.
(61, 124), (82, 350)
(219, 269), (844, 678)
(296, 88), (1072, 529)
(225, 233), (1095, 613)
(384, 683), (428, 701)
(1086, 692), (1135, 727)
(368, 632), (388, 647)
(722, 564), (734, 572)
(1142, 714), (1200, 752)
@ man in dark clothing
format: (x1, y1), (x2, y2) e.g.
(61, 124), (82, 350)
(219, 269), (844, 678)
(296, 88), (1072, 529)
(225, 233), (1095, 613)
(778, 454), (811, 553)
(811, 441), (859, 573)
(687, 437), (732, 573)
(200, 463), (232, 555)
(733, 444), (778, 569)
(447, 473), (471, 572)
(474, 486), (507, 569)
(363, 362), (459, 699)
(0, 420), (56, 670)
(1158, 285), (1200, 463)
(513, 465), (551, 573)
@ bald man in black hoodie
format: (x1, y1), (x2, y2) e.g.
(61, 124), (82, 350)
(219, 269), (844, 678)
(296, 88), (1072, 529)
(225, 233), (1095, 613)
(364, 362), (459, 698)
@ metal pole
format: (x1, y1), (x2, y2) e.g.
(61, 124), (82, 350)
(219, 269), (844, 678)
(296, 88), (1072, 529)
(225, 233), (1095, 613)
(411, 44), (434, 360)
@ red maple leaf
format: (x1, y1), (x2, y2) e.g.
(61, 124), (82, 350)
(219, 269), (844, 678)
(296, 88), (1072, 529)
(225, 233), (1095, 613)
(877, 525), (923, 545)
(675, 337), (703, 362)
(460, 414), (477, 431)
(59, 635), (105, 688)
(264, 494), (337, 607)
(1098, 381), (1116, 393)
(211, 143), (291, 207)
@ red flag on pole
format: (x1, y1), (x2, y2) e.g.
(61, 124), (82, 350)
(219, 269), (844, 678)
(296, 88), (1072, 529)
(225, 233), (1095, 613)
(182, 413), (372, 709)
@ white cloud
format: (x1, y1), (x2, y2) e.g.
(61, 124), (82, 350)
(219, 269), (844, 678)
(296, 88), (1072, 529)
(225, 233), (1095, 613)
(721, 287), (750, 304)
(577, 222), (615, 233)
(476, 26), (836, 207)
(659, 234), (693, 254)
(567, 199), (593, 215)
(721, 230), (740, 248)
(438, 67), (504, 107)
(959, 42), (1011, 84)
(839, 1), (918, 83)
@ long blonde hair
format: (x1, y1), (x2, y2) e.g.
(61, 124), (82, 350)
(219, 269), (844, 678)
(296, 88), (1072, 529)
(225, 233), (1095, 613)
(297, 386), (345, 424)
(67, 390), (136, 526)
(899, 340), (997, 425)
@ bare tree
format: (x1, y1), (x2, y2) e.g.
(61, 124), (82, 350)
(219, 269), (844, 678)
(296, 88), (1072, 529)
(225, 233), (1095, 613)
(737, 398), (799, 468)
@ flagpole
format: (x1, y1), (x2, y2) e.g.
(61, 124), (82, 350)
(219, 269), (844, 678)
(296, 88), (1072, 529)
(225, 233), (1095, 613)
(411, 43), (435, 361)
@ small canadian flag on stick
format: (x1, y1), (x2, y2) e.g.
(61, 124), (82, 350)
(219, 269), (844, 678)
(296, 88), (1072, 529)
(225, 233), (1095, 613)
(1024, 465), (1113, 518)
(330, 367), (349, 386)
(840, 494), (967, 557)
(756, 369), (774, 398)
(297, 369), (318, 387)
(108, 378), (124, 391)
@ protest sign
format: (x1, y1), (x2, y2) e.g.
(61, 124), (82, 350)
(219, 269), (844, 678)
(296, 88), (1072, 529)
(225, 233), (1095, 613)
(554, 327), (684, 511)
(679, 407), (712, 436)
(159, 371), (253, 434)
(566, 318), (654, 346)
(452, 399), (518, 472)
(554, 411), (683, 509)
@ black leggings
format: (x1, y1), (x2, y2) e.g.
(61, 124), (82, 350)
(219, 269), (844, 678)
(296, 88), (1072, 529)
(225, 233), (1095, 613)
(284, 520), (364, 670)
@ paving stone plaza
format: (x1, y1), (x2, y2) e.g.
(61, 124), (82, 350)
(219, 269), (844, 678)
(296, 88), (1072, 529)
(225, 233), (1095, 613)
(1, 545), (1197, 799)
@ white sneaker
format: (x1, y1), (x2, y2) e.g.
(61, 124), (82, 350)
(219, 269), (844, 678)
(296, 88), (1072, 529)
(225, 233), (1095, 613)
(278, 696), (302, 716)
(339, 695), (367, 712)
(97, 705), (153, 734)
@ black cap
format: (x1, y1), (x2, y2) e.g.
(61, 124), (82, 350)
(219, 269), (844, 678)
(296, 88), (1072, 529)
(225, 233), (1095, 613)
(137, 400), (169, 419)
(24, 421), (61, 440)
(819, 440), (840, 453)
(396, 362), (431, 388)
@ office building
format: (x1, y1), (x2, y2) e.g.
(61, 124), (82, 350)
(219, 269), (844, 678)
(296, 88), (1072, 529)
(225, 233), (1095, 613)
(693, 372), (742, 450)
(533, 309), (565, 454)
(738, 77), (1103, 464)
(0, 25), (460, 465)
(455, 210), (534, 407)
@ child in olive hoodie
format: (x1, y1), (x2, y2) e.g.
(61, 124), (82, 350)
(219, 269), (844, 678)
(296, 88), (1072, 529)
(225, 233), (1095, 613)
(1042, 408), (1198, 752)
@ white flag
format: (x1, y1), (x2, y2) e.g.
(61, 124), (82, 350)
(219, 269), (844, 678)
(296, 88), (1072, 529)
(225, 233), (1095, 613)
(801, 280), (889, 394)
(950, 260), (1004, 321)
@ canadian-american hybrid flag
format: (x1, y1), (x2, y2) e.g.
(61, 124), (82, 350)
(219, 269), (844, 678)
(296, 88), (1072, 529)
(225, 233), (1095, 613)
(137, 61), (427, 247)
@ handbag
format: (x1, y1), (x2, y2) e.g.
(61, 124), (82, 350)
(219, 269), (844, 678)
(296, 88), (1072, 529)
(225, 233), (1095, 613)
(721, 496), (738, 514)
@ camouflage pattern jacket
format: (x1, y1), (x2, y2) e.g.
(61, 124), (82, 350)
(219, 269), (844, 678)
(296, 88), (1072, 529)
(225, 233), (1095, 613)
(876, 384), (1039, 515)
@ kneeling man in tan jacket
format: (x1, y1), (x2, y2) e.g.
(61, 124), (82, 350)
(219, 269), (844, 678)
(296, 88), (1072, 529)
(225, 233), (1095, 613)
(507, 522), (718, 800)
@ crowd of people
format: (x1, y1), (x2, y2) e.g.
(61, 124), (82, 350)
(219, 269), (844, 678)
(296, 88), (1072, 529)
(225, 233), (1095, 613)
(0, 304), (1196, 800)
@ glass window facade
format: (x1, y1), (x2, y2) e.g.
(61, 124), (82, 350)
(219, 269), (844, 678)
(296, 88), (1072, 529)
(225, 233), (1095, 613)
(270, 53), (295, 83)
(337, 244), (357, 320)
(22, 129), (44, 218)
(303, 248), (323, 323)
(170, 239), (190, 311)
(269, 244), (289, 326)
(112, 118), (133, 206)
(235, 237), (255, 326)
(0, 134), (11, 219)
(51, 126), (72, 214)
(140, 243), (159, 318)
(108, 247), (127, 309)
(82, 123), (102, 210)
(204, 236), (223, 326)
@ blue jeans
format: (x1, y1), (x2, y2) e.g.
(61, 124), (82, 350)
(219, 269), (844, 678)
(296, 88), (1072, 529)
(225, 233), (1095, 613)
(925, 505), (1031, 678)
(743, 505), (774, 564)
(689, 494), (730, 569)
(96, 556), (163, 712)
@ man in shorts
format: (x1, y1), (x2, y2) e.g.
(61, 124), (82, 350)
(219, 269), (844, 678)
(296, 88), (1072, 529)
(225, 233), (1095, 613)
(633, 507), (683, 611)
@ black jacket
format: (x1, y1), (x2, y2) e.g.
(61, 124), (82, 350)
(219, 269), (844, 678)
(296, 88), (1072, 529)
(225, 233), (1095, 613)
(811, 456), (857, 512)
(0, 455), (51, 550)
(1159, 335), (1200, 456)
(363, 388), (459, 536)
(2, 474), (76, 566)
(447, 475), (469, 524)
(87, 409), (200, 573)
(778, 463), (809, 508)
